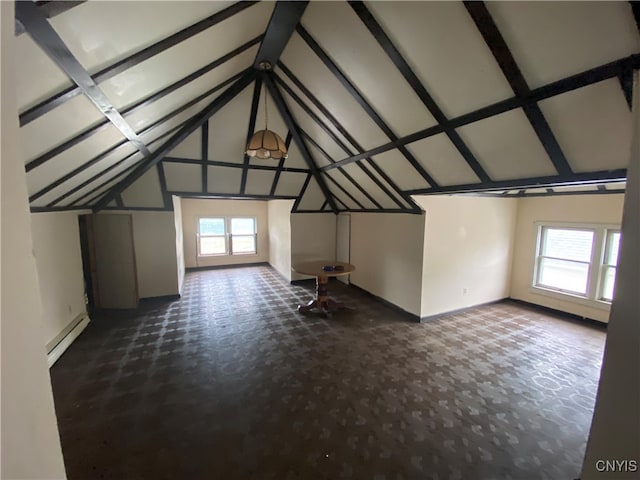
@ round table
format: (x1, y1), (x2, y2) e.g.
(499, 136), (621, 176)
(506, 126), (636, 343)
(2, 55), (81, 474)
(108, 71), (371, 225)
(292, 261), (355, 313)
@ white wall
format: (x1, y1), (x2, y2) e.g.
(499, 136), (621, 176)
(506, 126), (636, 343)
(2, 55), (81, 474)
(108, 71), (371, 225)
(267, 200), (294, 281)
(130, 212), (180, 298)
(173, 197), (185, 295)
(511, 194), (624, 322)
(290, 213), (337, 281)
(349, 212), (425, 316)
(181, 198), (269, 268)
(31, 212), (88, 346)
(415, 195), (518, 318)
(0, 0), (67, 475)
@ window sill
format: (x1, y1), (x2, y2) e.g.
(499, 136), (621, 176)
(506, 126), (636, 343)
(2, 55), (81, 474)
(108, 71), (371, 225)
(528, 286), (611, 312)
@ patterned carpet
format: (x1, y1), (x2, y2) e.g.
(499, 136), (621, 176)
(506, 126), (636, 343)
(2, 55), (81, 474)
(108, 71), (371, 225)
(50, 265), (606, 480)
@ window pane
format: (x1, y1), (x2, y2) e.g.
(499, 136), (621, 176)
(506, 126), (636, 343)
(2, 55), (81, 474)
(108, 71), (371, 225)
(231, 218), (255, 235)
(200, 236), (226, 255)
(605, 232), (621, 266)
(538, 258), (589, 295)
(542, 228), (594, 262)
(231, 235), (256, 254)
(601, 266), (616, 301)
(199, 218), (225, 235)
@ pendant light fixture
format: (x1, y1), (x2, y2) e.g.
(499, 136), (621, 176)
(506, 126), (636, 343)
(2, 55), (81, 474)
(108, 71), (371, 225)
(245, 62), (288, 160)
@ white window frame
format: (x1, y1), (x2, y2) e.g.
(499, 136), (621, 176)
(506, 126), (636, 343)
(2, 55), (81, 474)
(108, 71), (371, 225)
(197, 216), (257, 257)
(531, 222), (620, 310)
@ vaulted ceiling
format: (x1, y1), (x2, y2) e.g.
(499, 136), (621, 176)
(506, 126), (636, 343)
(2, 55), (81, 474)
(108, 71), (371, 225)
(16, 1), (638, 214)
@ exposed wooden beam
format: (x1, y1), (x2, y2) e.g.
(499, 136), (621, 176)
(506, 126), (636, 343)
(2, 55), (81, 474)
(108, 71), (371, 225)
(274, 73), (410, 210)
(620, 65), (634, 110)
(322, 54), (640, 172)
(254, 1), (308, 69)
(269, 131), (293, 196)
(15, 1), (85, 36)
(19, 1), (258, 126)
(16, 1), (151, 159)
(25, 36), (262, 172)
(201, 122), (209, 193)
(94, 71), (257, 211)
(348, 2), (491, 185)
(30, 71), (248, 204)
(464, 1), (573, 177)
(241, 78), (263, 194)
(263, 73), (338, 213)
(157, 163), (171, 209)
(167, 192), (298, 201)
(291, 174), (312, 212)
(406, 169), (627, 196)
(164, 156), (309, 174)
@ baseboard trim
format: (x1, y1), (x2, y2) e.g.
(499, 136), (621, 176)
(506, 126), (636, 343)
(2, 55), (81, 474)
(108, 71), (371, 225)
(507, 298), (607, 329)
(419, 298), (509, 323)
(348, 283), (421, 323)
(47, 313), (90, 368)
(140, 294), (181, 302)
(186, 262), (269, 272)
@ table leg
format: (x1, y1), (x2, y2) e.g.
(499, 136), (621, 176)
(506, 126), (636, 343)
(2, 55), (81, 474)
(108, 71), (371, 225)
(298, 275), (345, 314)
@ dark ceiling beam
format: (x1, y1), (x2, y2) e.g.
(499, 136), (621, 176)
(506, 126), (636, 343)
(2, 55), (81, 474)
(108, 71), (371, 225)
(299, 129), (376, 209)
(19, 1), (258, 126)
(156, 162), (171, 209)
(348, 2), (490, 185)
(30, 70), (248, 204)
(240, 78), (263, 194)
(268, 131), (293, 196)
(263, 73), (339, 213)
(253, 1), (308, 69)
(15, 1), (85, 35)
(322, 54), (640, 172)
(48, 123), (186, 208)
(296, 25), (456, 189)
(16, 1), (151, 159)
(406, 169), (627, 196)
(274, 73), (411, 210)
(25, 36), (262, 172)
(464, 1), (573, 177)
(164, 156), (309, 174)
(94, 71), (257, 211)
(291, 174), (313, 212)
(201, 121), (209, 194)
(619, 65), (634, 109)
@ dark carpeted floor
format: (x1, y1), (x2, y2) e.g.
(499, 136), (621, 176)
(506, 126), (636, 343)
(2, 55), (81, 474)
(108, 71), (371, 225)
(50, 265), (606, 480)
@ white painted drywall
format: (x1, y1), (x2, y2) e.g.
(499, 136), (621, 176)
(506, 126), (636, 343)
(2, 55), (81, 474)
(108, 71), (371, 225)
(181, 198), (270, 268)
(173, 197), (185, 295)
(0, 1), (67, 475)
(349, 212), (425, 316)
(290, 213), (337, 281)
(415, 195), (518, 318)
(511, 194), (624, 322)
(267, 200), (294, 281)
(31, 212), (88, 346)
(582, 76), (640, 479)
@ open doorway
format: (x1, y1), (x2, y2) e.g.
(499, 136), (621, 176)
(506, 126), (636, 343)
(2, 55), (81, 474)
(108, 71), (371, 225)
(78, 214), (98, 311)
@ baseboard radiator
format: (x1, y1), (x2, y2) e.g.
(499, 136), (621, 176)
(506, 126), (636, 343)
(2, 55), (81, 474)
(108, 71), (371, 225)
(46, 313), (90, 368)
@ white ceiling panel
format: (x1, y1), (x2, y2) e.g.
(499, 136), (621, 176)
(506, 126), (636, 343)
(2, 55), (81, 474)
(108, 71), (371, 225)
(302, 2), (436, 137)
(245, 169), (276, 196)
(340, 163), (401, 209)
(121, 167), (164, 208)
(26, 126), (135, 197)
(297, 178), (326, 211)
(551, 185), (600, 193)
(366, 1), (514, 119)
(207, 84), (253, 164)
(20, 94), (109, 162)
(50, 1), (237, 74)
(406, 133), (480, 186)
(164, 163), (202, 192)
(282, 142), (310, 170)
(373, 150), (431, 191)
(15, 34), (73, 110)
(538, 79), (632, 173)
(325, 170), (376, 210)
(281, 32), (388, 151)
(328, 187), (359, 210)
(168, 129), (201, 160)
(274, 172), (307, 198)
(456, 109), (557, 181)
(207, 166), (241, 194)
(487, 2), (640, 88)
(304, 140), (332, 169)
(604, 182), (626, 191)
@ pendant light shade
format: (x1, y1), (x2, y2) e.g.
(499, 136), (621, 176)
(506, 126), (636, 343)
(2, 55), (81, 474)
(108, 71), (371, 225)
(246, 129), (288, 159)
(245, 62), (288, 160)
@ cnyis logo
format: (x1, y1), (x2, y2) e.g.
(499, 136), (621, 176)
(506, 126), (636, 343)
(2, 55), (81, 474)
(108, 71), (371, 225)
(595, 459), (638, 473)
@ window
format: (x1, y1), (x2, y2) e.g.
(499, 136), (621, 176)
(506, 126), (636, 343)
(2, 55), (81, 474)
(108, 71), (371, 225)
(533, 224), (621, 305)
(197, 217), (257, 256)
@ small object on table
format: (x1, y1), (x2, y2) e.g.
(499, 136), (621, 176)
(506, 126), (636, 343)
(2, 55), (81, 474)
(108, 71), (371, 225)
(292, 261), (355, 314)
